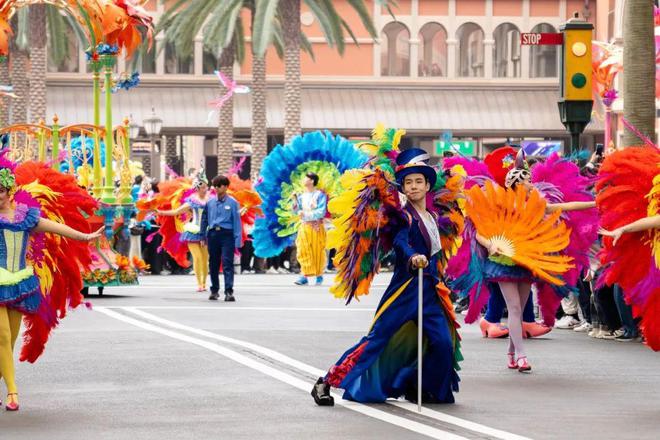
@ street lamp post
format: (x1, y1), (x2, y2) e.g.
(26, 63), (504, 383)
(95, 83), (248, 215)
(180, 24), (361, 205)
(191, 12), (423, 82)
(128, 117), (141, 161)
(143, 108), (162, 180)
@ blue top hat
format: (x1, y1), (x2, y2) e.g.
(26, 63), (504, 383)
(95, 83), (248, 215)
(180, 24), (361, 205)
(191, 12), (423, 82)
(394, 147), (437, 188)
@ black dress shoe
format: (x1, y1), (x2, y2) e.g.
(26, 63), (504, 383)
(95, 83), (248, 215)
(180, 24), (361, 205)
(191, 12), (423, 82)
(311, 377), (334, 406)
(224, 293), (236, 302)
(209, 293), (219, 301)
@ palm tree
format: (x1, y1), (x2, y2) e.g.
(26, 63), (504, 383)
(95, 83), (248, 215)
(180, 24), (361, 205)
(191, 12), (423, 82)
(253, 0), (396, 143)
(622, 0), (656, 147)
(0, 60), (9, 127)
(157, 0), (310, 175)
(158, 0), (245, 175)
(249, 1), (268, 181)
(28, 3), (47, 124)
(9, 12), (29, 127)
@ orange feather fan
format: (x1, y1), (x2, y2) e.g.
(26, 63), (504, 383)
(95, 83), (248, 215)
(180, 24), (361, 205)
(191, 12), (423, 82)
(465, 181), (573, 285)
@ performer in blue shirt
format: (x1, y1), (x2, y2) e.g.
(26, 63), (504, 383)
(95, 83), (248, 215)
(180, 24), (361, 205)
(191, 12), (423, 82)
(201, 175), (243, 301)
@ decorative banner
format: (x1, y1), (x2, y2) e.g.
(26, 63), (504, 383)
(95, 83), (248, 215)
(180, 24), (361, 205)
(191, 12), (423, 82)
(521, 140), (563, 157)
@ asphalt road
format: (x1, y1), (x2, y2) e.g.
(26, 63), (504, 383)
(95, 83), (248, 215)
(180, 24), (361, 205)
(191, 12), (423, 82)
(2, 273), (659, 440)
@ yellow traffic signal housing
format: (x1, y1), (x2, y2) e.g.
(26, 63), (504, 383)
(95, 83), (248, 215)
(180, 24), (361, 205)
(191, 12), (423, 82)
(560, 17), (593, 101)
(558, 15), (594, 151)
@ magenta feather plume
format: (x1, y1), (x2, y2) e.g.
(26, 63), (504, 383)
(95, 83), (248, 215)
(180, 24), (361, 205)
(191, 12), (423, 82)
(531, 154), (598, 282)
(537, 283), (563, 326)
(0, 147), (17, 172)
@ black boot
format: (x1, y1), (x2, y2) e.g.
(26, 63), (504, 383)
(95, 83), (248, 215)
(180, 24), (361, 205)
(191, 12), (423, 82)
(311, 377), (334, 406)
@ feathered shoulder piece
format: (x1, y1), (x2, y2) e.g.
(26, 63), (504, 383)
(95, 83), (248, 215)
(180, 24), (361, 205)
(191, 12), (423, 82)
(328, 168), (403, 303)
(253, 131), (368, 258)
(358, 123), (406, 177)
(465, 181), (573, 285)
(14, 160), (98, 363)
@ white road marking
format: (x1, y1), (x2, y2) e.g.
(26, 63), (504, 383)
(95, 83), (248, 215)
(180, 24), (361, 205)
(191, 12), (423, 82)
(96, 307), (469, 440)
(117, 307), (533, 440)
(101, 306), (376, 312)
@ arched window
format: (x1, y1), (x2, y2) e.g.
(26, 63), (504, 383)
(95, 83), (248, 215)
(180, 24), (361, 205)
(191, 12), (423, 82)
(456, 23), (484, 77)
(493, 23), (521, 78)
(529, 23), (558, 77)
(138, 46), (156, 74)
(381, 22), (410, 76)
(418, 23), (447, 77)
(203, 47), (220, 74)
(165, 42), (193, 74)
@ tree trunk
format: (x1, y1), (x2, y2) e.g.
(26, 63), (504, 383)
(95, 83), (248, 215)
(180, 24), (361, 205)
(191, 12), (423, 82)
(279, 0), (301, 144)
(10, 16), (29, 127)
(165, 135), (179, 175)
(622, 0), (656, 147)
(0, 61), (9, 127)
(250, 51), (267, 180)
(217, 41), (235, 176)
(29, 4), (47, 124)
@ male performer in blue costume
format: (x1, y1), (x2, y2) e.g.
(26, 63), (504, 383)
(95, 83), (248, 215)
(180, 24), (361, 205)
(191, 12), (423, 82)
(312, 148), (461, 406)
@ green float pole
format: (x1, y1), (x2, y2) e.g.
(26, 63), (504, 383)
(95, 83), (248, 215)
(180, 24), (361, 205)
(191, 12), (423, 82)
(92, 63), (103, 198)
(101, 54), (116, 204)
(51, 115), (60, 171)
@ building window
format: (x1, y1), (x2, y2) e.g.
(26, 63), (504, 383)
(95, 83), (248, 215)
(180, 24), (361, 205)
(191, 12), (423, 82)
(47, 24), (79, 73)
(381, 22), (410, 76)
(418, 23), (447, 77)
(456, 23), (484, 77)
(529, 23), (558, 78)
(165, 42), (193, 74)
(493, 23), (521, 78)
(138, 46), (156, 74)
(203, 47), (220, 74)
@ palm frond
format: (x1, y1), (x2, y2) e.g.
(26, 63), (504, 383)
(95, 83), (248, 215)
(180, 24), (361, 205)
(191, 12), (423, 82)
(252, 0), (279, 56)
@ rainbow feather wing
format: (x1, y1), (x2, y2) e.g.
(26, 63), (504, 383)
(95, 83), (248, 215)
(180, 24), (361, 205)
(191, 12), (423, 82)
(14, 162), (98, 363)
(253, 131), (368, 258)
(328, 169), (402, 304)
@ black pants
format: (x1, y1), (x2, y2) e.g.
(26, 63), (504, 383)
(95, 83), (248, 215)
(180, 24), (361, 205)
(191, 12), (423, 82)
(577, 277), (592, 323)
(208, 229), (235, 294)
(593, 284), (621, 330)
(241, 239), (254, 272)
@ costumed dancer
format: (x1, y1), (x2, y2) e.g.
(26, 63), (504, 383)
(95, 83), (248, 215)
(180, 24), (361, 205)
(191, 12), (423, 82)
(312, 127), (464, 405)
(443, 149), (554, 339)
(0, 148), (102, 411)
(252, 131), (368, 272)
(292, 172), (328, 286)
(596, 146), (660, 350)
(457, 150), (595, 372)
(155, 172), (211, 292)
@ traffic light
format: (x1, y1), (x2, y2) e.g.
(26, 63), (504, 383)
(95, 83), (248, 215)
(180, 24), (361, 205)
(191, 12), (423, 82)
(558, 14), (594, 151)
(560, 16), (593, 100)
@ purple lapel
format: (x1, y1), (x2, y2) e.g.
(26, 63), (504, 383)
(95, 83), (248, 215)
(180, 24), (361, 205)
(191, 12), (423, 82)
(405, 204), (432, 255)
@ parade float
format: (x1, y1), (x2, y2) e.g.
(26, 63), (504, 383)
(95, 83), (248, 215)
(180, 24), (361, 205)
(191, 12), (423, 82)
(0, 0), (153, 291)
